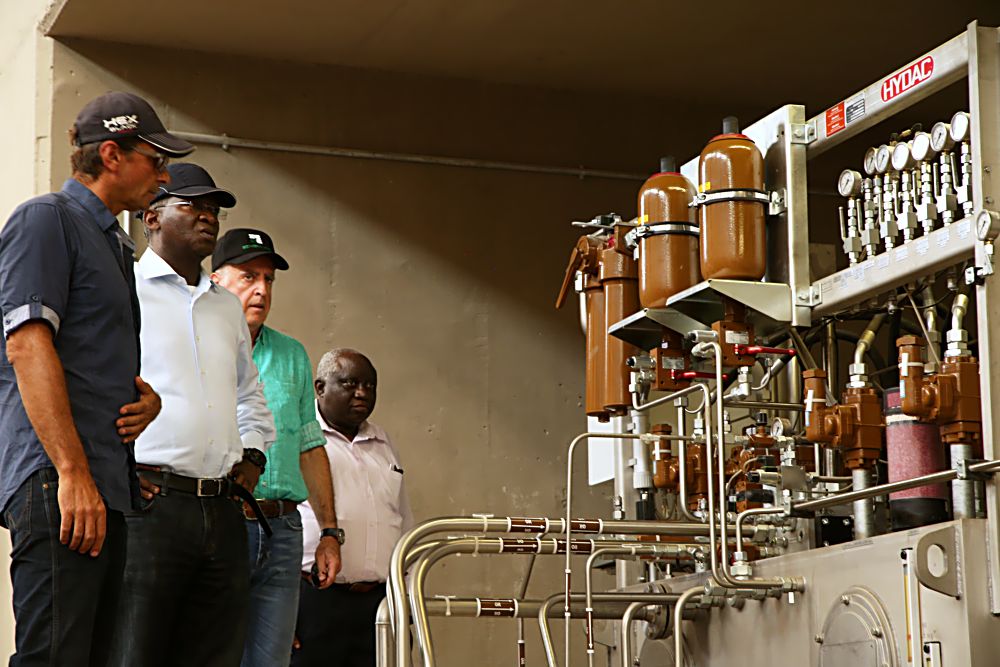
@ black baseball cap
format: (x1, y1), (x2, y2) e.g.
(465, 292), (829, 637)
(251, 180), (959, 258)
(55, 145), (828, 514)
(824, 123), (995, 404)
(151, 163), (237, 208)
(212, 228), (289, 272)
(72, 91), (194, 157)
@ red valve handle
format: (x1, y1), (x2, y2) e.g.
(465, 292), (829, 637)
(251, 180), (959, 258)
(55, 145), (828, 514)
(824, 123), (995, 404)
(670, 370), (715, 380)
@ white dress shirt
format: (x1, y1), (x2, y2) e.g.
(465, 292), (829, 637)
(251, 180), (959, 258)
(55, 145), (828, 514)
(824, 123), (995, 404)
(133, 249), (275, 478)
(301, 405), (413, 582)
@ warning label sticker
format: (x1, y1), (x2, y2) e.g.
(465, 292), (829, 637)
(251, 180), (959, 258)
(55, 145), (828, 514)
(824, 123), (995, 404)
(825, 102), (845, 136)
(845, 95), (865, 124)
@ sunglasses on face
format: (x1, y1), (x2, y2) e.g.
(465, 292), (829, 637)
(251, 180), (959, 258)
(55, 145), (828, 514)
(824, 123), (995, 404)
(129, 145), (170, 173)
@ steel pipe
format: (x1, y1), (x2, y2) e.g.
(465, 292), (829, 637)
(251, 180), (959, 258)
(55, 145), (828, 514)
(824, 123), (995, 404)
(673, 586), (704, 667)
(795, 458), (1000, 512)
(537, 592), (681, 667)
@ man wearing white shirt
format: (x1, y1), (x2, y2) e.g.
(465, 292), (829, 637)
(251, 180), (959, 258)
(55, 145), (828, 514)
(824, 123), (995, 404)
(294, 348), (413, 667)
(110, 163), (276, 667)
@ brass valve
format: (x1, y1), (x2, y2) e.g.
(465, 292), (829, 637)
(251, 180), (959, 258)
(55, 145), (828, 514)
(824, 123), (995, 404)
(896, 335), (981, 446)
(803, 369), (883, 470)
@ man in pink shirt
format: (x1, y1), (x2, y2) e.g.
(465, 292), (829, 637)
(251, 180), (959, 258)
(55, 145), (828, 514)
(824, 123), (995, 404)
(293, 348), (413, 667)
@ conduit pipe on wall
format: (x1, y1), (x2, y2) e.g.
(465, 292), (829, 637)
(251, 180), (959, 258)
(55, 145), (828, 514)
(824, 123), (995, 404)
(170, 131), (646, 181)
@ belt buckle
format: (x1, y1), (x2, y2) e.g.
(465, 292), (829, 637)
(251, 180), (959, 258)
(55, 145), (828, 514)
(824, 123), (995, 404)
(197, 478), (220, 497)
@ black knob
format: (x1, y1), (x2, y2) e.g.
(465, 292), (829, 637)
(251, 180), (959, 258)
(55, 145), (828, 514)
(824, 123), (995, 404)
(722, 116), (740, 134)
(659, 156), (676, 173)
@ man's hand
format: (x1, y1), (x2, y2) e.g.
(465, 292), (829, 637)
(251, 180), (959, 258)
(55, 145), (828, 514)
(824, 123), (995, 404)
(116, 376), (161, 443)
(229, 459), (262, 494)
(59, 468), (107, 557)
(313, 537), (342, 589)
(138, 475), (160, 501)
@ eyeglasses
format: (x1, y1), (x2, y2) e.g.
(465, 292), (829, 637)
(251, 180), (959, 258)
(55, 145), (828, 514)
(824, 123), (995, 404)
(130, 145), (170, 173)
(153, 199), (227, 220)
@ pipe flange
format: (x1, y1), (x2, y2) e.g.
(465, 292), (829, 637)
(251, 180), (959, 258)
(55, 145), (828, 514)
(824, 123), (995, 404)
(643, 583), (672, 639)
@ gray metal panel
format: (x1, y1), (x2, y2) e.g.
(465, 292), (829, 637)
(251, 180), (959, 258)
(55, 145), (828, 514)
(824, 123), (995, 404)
(807, 30), (970, 157)
(811, 216), (977, 316)
(968, 22), (1000, 615)
(635, 520), (997, 666)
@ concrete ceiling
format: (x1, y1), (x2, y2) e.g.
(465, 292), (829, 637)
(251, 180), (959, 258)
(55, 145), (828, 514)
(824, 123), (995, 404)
(44, 0), (1000, 112)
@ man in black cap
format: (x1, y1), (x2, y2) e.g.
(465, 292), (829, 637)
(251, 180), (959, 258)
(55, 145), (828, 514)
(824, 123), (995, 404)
(109, 163), (275, 667)
(0, 91), (191, 666)
(211, 230), (341, 667)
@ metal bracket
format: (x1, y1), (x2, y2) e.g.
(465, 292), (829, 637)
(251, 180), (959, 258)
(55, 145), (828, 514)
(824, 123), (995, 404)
(690, 189), (770, 208)
(796, 285), (822, 307)
(914, 525), (962, 598)
(769, 189), (787, 216)
(789, 122), (817, 145)
(956, 458), (989, 481)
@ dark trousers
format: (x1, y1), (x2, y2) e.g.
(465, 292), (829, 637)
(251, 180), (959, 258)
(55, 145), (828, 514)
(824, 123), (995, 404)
(291, 580), (386, 667)
(109, 491), (250, 667)
(6, 467), (127, 667)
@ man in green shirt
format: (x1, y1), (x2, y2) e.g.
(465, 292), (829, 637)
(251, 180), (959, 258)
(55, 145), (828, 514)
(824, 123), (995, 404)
(211, 228), (342, 667)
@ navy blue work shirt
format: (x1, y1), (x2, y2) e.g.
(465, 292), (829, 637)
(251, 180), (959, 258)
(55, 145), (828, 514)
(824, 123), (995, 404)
(0, 178), (141, 516)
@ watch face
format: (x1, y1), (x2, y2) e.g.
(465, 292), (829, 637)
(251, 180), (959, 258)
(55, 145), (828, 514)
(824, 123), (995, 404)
(911, 132), (933, 161)
(950, 111), (971, 142)
(931, 122), (954, 152)
(838, 169), (862, 197)
(875, 145), (892, 174)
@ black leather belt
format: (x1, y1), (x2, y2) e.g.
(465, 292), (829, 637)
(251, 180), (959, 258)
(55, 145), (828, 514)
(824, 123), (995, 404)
(244, 499), (297, 520)
(138, 468), (272, 537)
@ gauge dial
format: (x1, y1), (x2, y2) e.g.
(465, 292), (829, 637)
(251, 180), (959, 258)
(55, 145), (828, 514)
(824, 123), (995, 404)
(863, 147), (879, 176)
(977, 209), (998, 241)
(931, 121), (954, 152)
(950, 111), (971, 142)
(891, 142), (914, 171)
(770, 417), (792, 438)
(875, 145), (892, 174)
(911, 131), (933, 161)
(838, 169), (862, 197)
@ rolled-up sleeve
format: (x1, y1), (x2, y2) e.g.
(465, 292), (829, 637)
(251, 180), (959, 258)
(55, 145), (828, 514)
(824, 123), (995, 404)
(234, 319), (276, 451)
(0, 203), (70, 338)
(295, 346), (324, 453)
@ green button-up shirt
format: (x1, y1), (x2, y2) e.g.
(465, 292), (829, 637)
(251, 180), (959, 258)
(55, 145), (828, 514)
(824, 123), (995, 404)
(251, 325), (325, 501)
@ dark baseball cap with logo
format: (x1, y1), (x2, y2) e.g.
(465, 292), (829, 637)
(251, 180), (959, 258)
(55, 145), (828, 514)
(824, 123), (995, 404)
(72, 91), (195, 157)
(211, 228), (290, 272)
(151, 163), (237, 208)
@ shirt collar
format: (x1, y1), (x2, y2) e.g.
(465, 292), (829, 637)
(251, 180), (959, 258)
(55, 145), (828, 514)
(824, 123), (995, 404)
(61, 178), (120, 233)
(315, 401), (383, 445)
(137, 247), (216, 294)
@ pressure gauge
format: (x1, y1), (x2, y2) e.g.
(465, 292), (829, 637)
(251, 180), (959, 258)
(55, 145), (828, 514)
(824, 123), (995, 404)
(838, 169), (863, 197)
(891, 141), (915, 171)
(770, 417), (792, 438)
(911, 131), (934, 161)
(950, 111), (971, 142)
(875, 144), (893, 174)
(977, 209), (999, 241)
(863, 147), (879, 176)
(931, 121), (955, 152)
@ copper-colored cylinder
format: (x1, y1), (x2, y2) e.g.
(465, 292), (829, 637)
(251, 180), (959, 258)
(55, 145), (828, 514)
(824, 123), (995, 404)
(698, 129), (767, 281)
(600, 247), (639, 414)
(637, 168), (700, 308)
(583, 277), (608, 418)
(802, 369), (829, 443)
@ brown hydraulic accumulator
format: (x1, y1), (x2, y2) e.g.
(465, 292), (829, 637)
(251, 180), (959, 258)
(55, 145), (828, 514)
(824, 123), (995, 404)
(635, 157), (700, 390)
(696, 116), (768, 281)
(600, 226), (640, 414)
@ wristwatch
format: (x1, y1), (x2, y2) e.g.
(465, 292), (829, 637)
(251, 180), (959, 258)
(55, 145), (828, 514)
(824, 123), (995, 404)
(242, 448), (267, 473)
(321, 527), (346, 545)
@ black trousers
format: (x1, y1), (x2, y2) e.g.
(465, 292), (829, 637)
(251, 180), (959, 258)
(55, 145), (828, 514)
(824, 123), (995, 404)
(6, 467), (127, 667)
(109, 491), (250, 667)
(291, 580), (386, 667)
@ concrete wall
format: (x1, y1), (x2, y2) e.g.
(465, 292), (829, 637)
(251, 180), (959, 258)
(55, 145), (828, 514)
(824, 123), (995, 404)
(41, 38), (700, 664)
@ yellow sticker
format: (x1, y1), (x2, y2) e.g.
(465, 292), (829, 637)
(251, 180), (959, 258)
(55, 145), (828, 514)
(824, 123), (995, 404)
(699, 181), (711, 193)
(639, 214), (649, 224)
